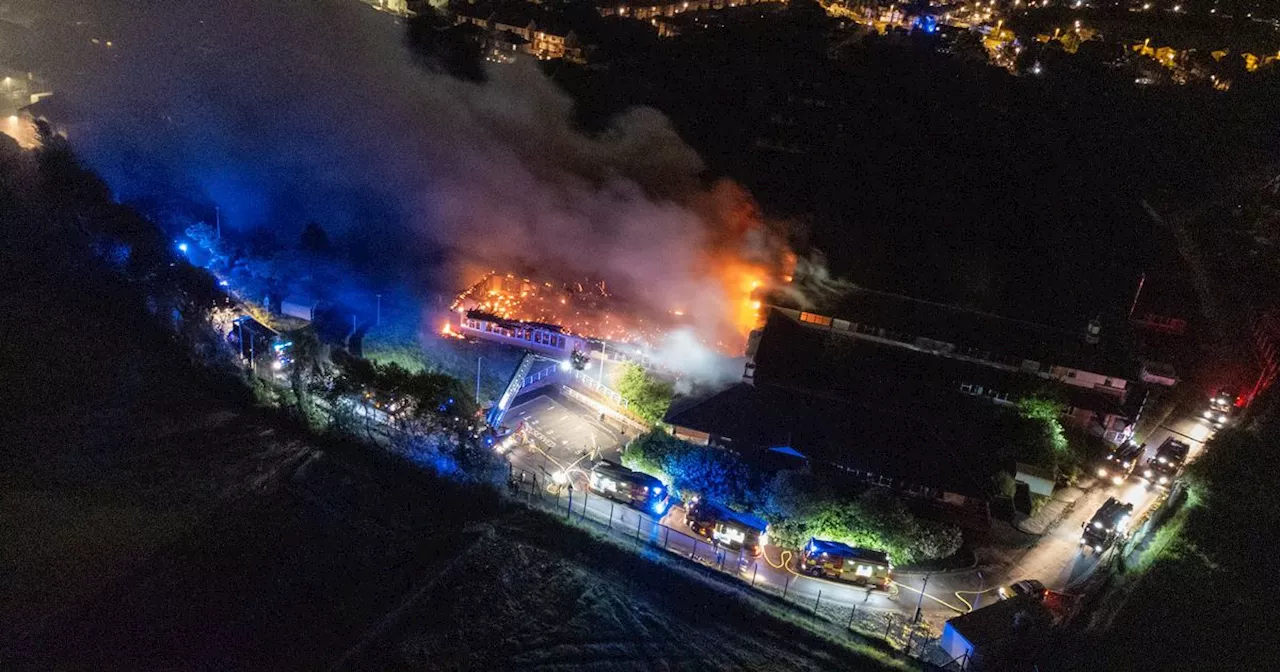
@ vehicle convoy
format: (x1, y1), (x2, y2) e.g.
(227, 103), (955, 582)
(1143, 437), (1191, 486)
(588, 461), (671, 516)
(1097, 442), (1145, 485)
(1081, 497), (1134, 554)
(684, 498), (769, 557)
(798, 538), (892, 588)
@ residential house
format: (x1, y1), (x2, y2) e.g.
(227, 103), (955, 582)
(939, 595), (1055, 670)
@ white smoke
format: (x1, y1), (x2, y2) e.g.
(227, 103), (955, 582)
(23, 0), (794, 382)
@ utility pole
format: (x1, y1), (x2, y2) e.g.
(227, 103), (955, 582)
(375, 293), (382, 327)
(1128, 272), (1145, 319)
(913, 573), (929, 624)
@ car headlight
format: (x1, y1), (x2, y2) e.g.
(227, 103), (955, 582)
(1144, 469), (1154, 478)
(1218, 414), (1227, 422)
(1113, 476), (1124, 485)
(1098, 468), (1108, 478)
(1094, 545), (1103, 553)
(1159, 476), (1168, 484)
(1203, 410), (1212, 418)
(1093, 521), (1103, 529)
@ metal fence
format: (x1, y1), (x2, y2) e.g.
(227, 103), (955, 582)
(572, 370), (629, 409)
(506, 476), (945, 666)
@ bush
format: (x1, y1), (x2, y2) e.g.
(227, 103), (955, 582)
(616, 363), (675, 425)
(624, 431), (963, 565)
(622, 430), (751, 506)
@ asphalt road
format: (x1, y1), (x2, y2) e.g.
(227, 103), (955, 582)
(498, 389), (1221, 628)
(506, 391), (625, 474)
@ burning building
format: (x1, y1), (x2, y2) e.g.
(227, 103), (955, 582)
(446, 261), (792, 365)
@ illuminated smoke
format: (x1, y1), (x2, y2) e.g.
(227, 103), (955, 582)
(31, 0), (796, 371)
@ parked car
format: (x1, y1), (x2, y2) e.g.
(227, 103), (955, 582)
(998, 579), (1047, 601)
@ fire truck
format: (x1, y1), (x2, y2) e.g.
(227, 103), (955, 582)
(1096, 441), (1145, 485)
(1080, 497), (1133, 554)
(1142, 437), (1190, 487)
(588, 462), (671, 516)
(798, 538), (893, 589)
(684, 498), (769, 557)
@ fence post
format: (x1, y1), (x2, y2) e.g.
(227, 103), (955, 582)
(814, 590), (823, 614)
(847, 604), (857, 630)
(885, 614), (895, 640)
(608, 502), (614, 529)
(751, 562), (759, 588)
(566, 486), (573, 519)
(663, 525), (670, 549)
(581, 488), (590, 522)
(635, 514), (642, 542)
(783, 573), (792, 600)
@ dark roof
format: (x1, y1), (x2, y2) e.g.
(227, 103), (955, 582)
(592, 461), (662, 488)
(450, 21), (489, 37)
(492, 29), (530, 45)
(780, 287), (1138, 380)
(806, 539), (890, 565)
(466, 310), (562, 333)
(691, 499), (768, 532)
(664, 382), (996, 498)
(752, 310), (1136, 417)
(21, 96), (85, 125)
(946, 595), (1053, 647)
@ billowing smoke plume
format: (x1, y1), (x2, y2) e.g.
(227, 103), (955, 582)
(26, 0), (793, 374)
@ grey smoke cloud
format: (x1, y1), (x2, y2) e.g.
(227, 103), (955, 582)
(26, 0), (793, 375)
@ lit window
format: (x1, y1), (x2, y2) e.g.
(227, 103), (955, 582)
(799, 312), (832, 326)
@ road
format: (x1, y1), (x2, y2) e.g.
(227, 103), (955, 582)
(498, 389), (1220, 629)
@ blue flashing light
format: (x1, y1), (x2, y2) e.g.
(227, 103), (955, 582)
(177, 242), (189, 253)
(651, 498), (671, 516)
(219, 280), (229, 287)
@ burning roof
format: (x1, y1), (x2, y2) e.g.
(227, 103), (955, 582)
(448, 267), (785, 354)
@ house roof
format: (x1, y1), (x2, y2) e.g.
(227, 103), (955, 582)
(466, 310), (562, 333)
(20, 95), (85, 125)
(779, 287), (1139, 380)
(946, 595), (1053, 647)
(752, 310), (1136, 417)
(664, 382), (996, 498)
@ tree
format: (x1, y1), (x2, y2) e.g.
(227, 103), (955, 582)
(1017, 396), (1068, 454)
(616, 363), (674, 425)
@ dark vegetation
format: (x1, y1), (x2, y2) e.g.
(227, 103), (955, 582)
(622, 430), (963, 565)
